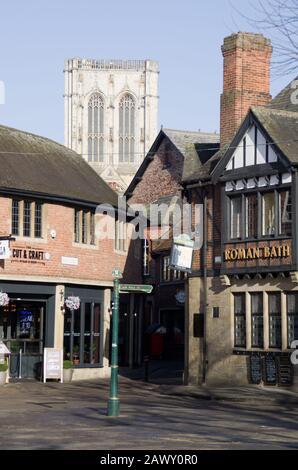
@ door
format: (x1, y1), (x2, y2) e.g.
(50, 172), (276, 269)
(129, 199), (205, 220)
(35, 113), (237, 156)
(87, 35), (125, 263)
(0, 301), (45, 379)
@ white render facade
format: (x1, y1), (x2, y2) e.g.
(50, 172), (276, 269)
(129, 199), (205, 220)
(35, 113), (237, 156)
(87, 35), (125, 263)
(64, 59), (159, 192)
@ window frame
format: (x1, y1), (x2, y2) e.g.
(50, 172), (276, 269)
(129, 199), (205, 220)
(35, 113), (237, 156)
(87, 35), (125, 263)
(234, 293), (246, 348)
(74, 208), (96, 246)
(227, 186), (292, 242)
(251, 292), (264, 349)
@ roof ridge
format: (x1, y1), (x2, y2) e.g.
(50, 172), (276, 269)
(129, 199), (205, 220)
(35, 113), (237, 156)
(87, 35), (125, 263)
(163, 127), (219, 136)
(0, 123), (73, 154)
(252, 106), (298, 118)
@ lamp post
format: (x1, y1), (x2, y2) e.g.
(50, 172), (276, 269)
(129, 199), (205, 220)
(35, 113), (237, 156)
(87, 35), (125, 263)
(107, 268), (122, 417)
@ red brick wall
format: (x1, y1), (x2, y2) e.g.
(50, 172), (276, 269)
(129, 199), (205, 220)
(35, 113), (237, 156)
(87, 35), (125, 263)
(0, 196), (141, 284)
(220, 33), (272, 146)
(191, 185), (222, 272)
(128, 137), (183, 205)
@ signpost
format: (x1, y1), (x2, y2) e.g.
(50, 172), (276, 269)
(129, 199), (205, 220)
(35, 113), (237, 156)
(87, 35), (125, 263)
(107, 269), (153, 417)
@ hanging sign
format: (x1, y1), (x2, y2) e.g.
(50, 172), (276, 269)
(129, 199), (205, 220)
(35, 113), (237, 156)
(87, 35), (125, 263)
(43, 348), (63, 383)
(170, 234), (194, 273)
(0, 240), (10, 260)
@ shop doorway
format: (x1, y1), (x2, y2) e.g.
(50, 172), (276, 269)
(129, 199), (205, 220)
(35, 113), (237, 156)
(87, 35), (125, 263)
(0, 300), (45, 379)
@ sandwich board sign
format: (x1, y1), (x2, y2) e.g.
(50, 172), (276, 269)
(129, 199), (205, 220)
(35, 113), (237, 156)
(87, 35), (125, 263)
(43, 348), (63, 383)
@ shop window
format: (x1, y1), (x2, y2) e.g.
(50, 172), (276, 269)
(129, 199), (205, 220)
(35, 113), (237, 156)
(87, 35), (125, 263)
(287, 293), (298, 348)
(74, 208), (95, 245)
(251, 293), (263, 348)
(245, 194), (258, 238)
(12, 199), (43, 239)
(63, 302), (102, 366)
(268, 293), (281, 348)
(234, 293), (246, 347)
(279, 190), (292, 236)
(230, 196), (242, 239)
(262, 192), (275, 236)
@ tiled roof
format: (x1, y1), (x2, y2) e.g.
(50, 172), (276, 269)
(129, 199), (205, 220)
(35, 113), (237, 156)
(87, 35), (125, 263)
(0, 124), (118, 206)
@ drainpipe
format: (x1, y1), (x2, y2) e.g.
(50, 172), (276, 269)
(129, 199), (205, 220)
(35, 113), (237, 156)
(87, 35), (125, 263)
(202, 190), (208, 384)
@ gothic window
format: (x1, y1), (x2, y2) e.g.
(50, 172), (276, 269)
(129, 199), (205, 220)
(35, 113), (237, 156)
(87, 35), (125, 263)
(119, 94), (135, 163)
(88, 93), (104, 163)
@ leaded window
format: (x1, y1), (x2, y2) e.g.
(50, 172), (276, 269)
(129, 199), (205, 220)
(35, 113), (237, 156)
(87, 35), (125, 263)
(234, 294), (246, 347)
(268, 293), (281, 348)
(119, 94), (135, 163)
(245, 194), (258, 238)
(34, 203), (42, 238)
(74, 209), (95, 245)
(287, 293), (298, 348)
(262, 192), (275, 236)
(23, 201), (31, 237)
(12, 200), (19, 236)
(230, 196), (242, 239)
(88, 93), (104, 162)
(251, 293), (263, 348)
(279, 190), (292, 236)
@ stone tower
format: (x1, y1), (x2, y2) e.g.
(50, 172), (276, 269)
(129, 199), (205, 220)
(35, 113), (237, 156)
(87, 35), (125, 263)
(64, 59), (159, 192)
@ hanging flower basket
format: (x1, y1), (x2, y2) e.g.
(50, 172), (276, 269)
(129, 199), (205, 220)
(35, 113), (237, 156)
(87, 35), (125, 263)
(0, 292), (9, 307)
(65, 296), (80, 311)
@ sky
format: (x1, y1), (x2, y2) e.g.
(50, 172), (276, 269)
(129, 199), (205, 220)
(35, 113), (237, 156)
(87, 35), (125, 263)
(0, 0), (292, 144)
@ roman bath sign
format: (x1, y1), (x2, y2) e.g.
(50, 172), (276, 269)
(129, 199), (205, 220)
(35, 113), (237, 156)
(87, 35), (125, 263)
(224, 244), (290, 262)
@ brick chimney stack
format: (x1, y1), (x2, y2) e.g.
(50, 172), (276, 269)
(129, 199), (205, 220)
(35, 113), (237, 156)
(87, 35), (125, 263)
(220, 32), (272, 147)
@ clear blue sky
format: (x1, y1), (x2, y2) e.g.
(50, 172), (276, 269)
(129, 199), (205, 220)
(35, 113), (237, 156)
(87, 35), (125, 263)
(0, 0), (291, 143)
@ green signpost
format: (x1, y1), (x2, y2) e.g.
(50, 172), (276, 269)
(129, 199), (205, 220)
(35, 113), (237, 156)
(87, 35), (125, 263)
(107, 269), (153, 417)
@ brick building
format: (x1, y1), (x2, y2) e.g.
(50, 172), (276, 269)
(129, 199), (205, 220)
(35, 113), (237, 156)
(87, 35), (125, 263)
(126, 128), (219, 362)
(184, 32), (298, 390)
(0, 124), (141, 380)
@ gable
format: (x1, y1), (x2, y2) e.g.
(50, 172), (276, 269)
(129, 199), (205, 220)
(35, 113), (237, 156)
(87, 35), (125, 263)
(225, 124), (278, 171)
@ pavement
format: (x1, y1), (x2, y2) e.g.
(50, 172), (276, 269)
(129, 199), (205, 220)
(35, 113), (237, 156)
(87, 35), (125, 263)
(0, 362), (298, 450)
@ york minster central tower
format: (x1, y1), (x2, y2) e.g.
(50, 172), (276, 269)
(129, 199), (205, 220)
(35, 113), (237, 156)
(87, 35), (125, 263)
(64, 59), (159, 192)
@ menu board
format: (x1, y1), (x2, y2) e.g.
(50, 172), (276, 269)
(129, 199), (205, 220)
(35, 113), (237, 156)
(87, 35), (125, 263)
(249, 354), (262, 384)
(43, 348), (63, 383)
(277, 355), (293, 386)
(263, 353), (277, 385)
